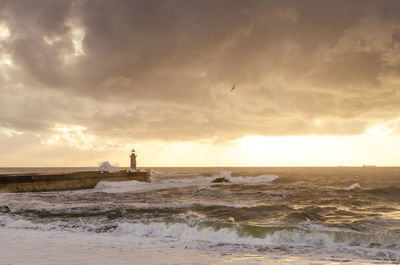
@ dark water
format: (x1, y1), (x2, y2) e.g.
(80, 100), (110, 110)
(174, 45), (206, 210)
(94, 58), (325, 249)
(1, 167), (399, 262)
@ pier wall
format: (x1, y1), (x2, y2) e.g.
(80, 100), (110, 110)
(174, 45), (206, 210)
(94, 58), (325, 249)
(0, 171), (150, 192)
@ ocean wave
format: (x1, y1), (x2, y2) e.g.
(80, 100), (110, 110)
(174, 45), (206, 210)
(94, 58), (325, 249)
(365, 186), (400, 197)
(0, 192), (296, 215)
(0, 199), (103, 213)
(2, 212), (399, 262)
(94, 180), (152, 193)
(5, 202), (295, 222)
(93, 171), (279, 193)
(212, 171), (279, 184)
(2, 214), (398, 260)
(116, 221), (400, 257)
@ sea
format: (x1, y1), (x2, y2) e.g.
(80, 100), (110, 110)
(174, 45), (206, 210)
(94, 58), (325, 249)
(0, 167), (399, 265)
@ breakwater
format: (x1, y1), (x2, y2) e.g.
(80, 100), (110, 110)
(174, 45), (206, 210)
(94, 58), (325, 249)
(0, 171), (150, 192)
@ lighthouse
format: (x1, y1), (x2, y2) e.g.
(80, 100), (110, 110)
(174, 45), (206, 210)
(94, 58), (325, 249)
(130, 149), (137, 171)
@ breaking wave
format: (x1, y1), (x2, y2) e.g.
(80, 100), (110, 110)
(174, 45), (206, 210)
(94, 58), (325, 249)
(1, 214), (398, 262)
(114, 221), (399, 249)
(211, 170), (279, 184)
(94, 171), (278, 193)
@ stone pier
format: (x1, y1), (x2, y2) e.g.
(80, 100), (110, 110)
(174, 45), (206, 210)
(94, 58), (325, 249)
(0, 170), (150, 192)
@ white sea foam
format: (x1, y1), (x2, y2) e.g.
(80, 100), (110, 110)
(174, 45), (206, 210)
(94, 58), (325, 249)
(227, 174), (279, 184)
(114, 221), (337, 247)
(348, 183), (362, 190)
(94, 180), (151, 193)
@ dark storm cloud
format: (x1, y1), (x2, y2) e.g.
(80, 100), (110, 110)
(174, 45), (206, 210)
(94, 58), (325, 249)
(1, 0), (400, 142)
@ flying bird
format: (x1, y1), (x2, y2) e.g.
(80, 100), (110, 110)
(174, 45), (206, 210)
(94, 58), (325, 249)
(231, 84), (236, 92)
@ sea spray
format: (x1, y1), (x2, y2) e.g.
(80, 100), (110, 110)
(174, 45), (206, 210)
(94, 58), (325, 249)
(97, 161), (119, 173)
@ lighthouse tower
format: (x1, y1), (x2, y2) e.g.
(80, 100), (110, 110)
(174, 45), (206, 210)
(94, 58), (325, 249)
(130, 149), (137, 171)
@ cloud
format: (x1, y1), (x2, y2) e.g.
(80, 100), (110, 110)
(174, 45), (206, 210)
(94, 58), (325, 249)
(1, 0), (400, 147)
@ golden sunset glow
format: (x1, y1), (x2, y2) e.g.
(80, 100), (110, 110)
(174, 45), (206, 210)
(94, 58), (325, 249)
(1, 1), (400, 167)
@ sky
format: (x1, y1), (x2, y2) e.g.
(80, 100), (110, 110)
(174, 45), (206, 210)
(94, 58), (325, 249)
(1, 0), (400, 167)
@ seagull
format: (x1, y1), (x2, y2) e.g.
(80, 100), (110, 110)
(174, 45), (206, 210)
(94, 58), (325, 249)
(231, 83), (236, 92)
